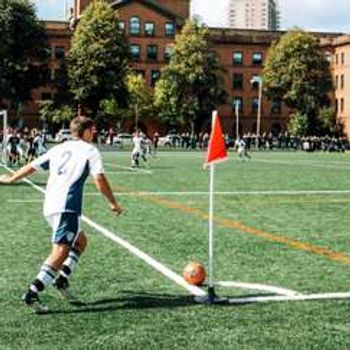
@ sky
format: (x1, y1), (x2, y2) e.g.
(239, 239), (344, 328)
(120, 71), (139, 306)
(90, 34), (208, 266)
(32, 0), (350, 34)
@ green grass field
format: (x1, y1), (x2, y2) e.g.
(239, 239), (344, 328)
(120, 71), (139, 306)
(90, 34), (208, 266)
(2, 150), (350, 349)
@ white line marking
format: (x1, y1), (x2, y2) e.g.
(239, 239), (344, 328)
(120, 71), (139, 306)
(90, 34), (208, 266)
(109, 152), (205, 158)
(216, 281), (299, 296)
(104, 171), (147, 175)
(84, 190), (350, 197)
(7, 199), (42, 203)
(81, 216), (206, 297)
(105, 162), (152, 174)
(228, 292), (350, 304)
(255, 159), (350, 170)
(2, 165), (205, 297)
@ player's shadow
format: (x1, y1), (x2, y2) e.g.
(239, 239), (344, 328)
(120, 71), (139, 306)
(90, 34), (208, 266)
(43, 291), (196, 315)
(42, 291), (277, 315)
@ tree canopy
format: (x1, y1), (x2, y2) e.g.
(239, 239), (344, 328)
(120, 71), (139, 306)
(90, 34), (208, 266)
(154, 20), (226, 132)
(263, 30), (334, 135)
(68, 1), (129, 118)
(0, 0), (47, 112)
(125, 73), (153, 129)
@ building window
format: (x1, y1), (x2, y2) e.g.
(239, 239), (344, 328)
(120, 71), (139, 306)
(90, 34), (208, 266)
(151, 70), (161, 86)
(41, 68), (52, 84)
(341, 74), (344, 89)
(271, 99), (282, 114)
(252, 97), (259, 112)
(164, 45), (173, 61)
(54, 47), (65, 60)
(53, 69), (65, 83)
(118, 21), (125, 32)
(232, 97), (243, 112)
(134, 69), (145, 78)
(335, 75), (339, 90)
(341, 52), (345, 64)
(130, 16), (141, 35)
(341, 98), (344, 112)
(335, 99), (338, 113)
(44, 47), (52, 60)
(251, 75), (260, 90)
(144, 22), (155, 36)
(41, 92), (52, 101)
(129, 44), (140, 60)
(233, 51), (243, 65)
(232, 73), (243, 90)
(252, 52), (263, 65)
(147, 45), (158, 60)
(336, 54), (339, 65)
(165, 22), (175, 37)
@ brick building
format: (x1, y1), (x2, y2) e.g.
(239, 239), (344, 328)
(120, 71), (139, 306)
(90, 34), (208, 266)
(26, 21), (71, 126)
(329, 35), (350, 136)
(12, 0), (350, 137)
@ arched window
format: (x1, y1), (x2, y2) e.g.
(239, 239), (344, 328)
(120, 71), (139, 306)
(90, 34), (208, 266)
(130, 16), (140, 35)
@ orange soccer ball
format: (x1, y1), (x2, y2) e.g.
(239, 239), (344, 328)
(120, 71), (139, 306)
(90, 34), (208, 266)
(183, 262), (206, 286)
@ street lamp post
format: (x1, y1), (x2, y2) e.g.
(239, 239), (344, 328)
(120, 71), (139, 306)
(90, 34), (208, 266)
(234, 99), (241, 140)
(251, 76), (263, 149)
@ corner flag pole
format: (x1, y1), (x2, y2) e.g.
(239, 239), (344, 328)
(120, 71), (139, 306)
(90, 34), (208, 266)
(196, 110), (228, 304)
(208, 156), (215, 299)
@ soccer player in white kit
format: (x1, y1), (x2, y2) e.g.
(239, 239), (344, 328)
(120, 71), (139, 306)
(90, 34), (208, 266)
(235, 137), (251, 160)
(0, 117), (123, 313)
(131, 130), (147, 168)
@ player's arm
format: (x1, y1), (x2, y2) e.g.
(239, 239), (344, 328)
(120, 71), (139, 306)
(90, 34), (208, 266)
(0, 164), (36, 184)
(93, 174), (123, 215)
(89, 148), (123, 215)
(0, 149), (52, 185)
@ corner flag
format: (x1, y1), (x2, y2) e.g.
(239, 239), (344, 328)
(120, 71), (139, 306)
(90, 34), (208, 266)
(196, 111), (229, 304)
(204, 111), (227, 167)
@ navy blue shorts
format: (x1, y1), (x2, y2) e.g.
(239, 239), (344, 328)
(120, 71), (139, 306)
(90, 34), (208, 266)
(46, 213), (81, 246)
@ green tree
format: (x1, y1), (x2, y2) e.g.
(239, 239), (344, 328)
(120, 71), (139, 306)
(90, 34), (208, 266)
(287, 111), (309, 136)
(0, 0), (47, 113)
(68, 1), (129, 118)
(154, 20), (226, 132)
(125, 73), (153, 129)
(39, 101), (74, 128)
(263, 30), (333, 135)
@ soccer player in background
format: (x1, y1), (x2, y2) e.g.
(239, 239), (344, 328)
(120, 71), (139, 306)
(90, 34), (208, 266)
(0, 116), (123, 313)
(7, 130), (22, 166)
(25, 130), (36, 163)
(131, 130), (147, 168)
(234, 136), (251, 160)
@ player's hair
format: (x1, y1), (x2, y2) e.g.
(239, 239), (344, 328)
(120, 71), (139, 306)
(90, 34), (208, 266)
(70, 116), (94, 137)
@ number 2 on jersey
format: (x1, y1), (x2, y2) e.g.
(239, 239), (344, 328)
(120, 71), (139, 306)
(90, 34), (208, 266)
(57, 150), (72, 175)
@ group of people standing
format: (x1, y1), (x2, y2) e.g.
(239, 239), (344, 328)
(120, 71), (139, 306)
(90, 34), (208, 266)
(2, 128), (47, 166)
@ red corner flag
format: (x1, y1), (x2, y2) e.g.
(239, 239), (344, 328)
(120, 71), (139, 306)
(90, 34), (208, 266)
(204, 111), (228, 167)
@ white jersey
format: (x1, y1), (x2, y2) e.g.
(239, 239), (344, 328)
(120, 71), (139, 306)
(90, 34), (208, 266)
(31, 139), (104, 217)
(235, 139), (246, 151)
(132, 136), (143, 154)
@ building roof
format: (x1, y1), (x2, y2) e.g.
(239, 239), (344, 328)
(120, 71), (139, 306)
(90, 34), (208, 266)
(42, 21), (71, 38)
(109, 0), (185, 25)
(209, 27), (344, 45)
